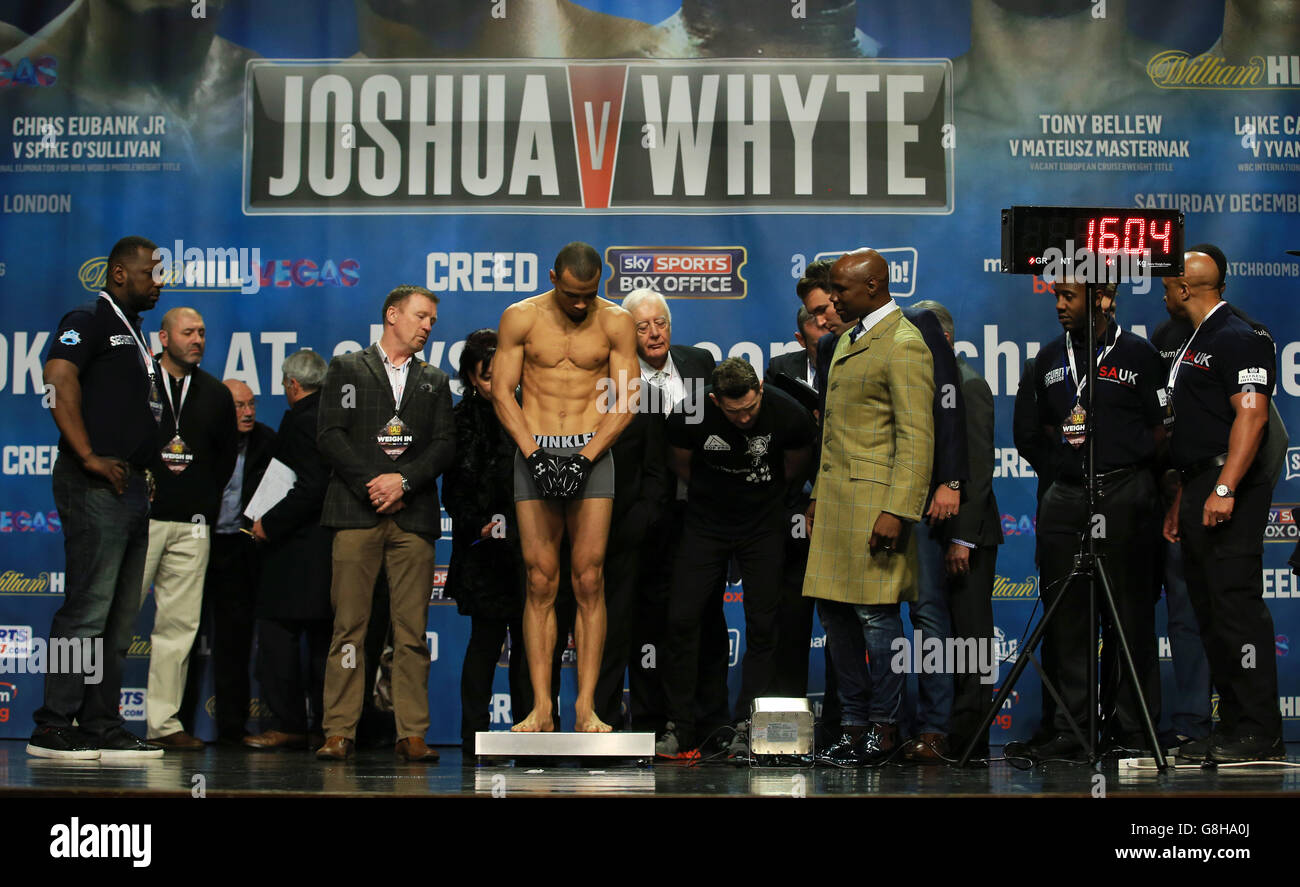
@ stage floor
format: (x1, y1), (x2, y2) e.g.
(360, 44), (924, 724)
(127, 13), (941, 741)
(2, 739), (1298, 798)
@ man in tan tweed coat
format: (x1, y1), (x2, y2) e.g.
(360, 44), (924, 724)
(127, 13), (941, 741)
(803, 249), (935, 766)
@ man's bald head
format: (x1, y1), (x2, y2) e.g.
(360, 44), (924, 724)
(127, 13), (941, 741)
(160, 306), (202, 335)
(157, 306), (206, 371)
(829, 249), (892, 322)
(840, 248), (889, 285)
(225, 378), (256, 434)
(1161, 249), (1226, 322)
(1183, 251), (1222, 292)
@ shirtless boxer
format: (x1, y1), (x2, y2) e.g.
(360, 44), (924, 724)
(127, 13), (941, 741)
(492, 242), (638, 733)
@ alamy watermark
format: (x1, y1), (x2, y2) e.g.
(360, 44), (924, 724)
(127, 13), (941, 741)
(890, 631), (1000, 685)
(1037, 240), (1153, 294)
(152, 239), (262, 295)
(0, 635), (104, 684)
(596, 371), (707, 423)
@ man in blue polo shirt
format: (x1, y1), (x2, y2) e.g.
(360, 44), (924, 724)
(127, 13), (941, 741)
(28, 235), (166, 760)
(1161, 250), (1284, 764)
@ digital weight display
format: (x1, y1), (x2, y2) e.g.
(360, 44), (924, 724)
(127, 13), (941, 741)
(1001, 205), (1185, 277)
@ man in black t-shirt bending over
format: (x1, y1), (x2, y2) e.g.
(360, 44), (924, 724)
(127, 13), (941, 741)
(655, 358), (817, 758)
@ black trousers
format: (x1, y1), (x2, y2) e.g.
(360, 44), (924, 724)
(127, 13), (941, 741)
(1038, 469), (1161, 737)
(1179, 469), (1281, 739)
(195, 532), (259, 740)
(662, 516), (785, 740)
(595, 529), (643, 728)
(629, 505), (730, 735)
(459, 615), (529, 745)
(771, 534), (815, 698)
(257, 617), (331, 735)
(948, 544), (997, 754)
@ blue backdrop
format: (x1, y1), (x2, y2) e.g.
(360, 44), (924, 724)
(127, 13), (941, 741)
(1, 0), (1297, 744)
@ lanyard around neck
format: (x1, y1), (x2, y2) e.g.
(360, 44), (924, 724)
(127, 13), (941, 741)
(1064, 323), (1121, 404)
(99, 292), (155, 381)
(161, 372), (192, 435)
(1167, 301), (1226, 393)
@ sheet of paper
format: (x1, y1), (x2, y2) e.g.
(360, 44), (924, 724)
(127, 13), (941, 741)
(243, 458), (297, 522)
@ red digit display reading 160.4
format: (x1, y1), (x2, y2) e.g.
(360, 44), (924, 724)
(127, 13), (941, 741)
(1085, 216), (1174, 255)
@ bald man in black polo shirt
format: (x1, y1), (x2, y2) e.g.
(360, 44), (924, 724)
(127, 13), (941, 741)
(1161, 250), (1284, 764)
(28, 235), (166, 760)
(1026, 279), (1165, 762)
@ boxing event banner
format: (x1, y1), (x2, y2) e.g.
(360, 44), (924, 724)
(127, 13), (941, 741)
(1, 0), (1298, 744)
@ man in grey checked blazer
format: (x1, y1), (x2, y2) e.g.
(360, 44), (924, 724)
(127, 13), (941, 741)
(315, 285), (455, 762)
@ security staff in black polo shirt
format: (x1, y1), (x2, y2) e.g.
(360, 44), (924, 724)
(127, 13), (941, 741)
(28, 235), (166, 760)
(1029, 279), (1165, 761)
(655, 358), (818, 758)
(1161, 250), (1284, 764)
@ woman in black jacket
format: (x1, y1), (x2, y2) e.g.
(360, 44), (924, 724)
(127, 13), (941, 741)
(442, 329), (529, 754)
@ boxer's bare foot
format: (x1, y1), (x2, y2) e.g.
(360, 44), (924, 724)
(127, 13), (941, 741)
(511, 707), (555, 732)
(575, 709), (612, 733)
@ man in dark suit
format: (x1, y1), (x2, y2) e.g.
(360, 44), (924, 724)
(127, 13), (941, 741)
(765, 305), (825, 699)
(910, 301), (1003, 761)
(315, 285), (455, 762)
(621, 288), (728, 741)
(245, 350), (333, 750)
(193, 378), (275, 745)
(596, 386), (671, 729)
(768, 305), (823, 390)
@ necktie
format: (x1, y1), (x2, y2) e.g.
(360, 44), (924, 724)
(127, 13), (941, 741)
(850, 321), (865, 344)
(650, 370), (667, 387)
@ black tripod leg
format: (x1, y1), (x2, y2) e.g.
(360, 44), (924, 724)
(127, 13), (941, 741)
(1095, 560), (1168, 770)
(958, 571), (1081, 767)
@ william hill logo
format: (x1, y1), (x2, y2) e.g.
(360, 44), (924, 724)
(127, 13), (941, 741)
(126, 634), (152, 659)
(1146, 51), (1300, 90)
(0, 570), (63, 594)
(992, 574), (1039, 600)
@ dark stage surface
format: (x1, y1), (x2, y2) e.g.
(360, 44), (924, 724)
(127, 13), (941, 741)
(3, 740), (1298, 798)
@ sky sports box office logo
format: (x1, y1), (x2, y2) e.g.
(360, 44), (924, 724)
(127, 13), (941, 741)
(606, 247), (746, 298)
(244, 59), (953, 214)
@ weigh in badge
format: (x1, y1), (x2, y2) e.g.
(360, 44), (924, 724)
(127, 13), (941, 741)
(1062, 404), (1088, 448)
(161, 434), (193, 474)
(377, 415), (413, 459)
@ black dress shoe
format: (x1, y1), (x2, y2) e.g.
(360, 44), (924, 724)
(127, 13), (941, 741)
(859, 723), (900, 766)
(816, 728), (867, 768)
(1028, 732), (1087, 763)
(1003, 728), (1054, 760)
(1209, 734), (1286, 764)
(1175, 735), (1211, 763)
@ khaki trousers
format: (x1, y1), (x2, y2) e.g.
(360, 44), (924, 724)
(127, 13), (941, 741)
(322, 519), (435, 740)
(141, 519), (211, 739)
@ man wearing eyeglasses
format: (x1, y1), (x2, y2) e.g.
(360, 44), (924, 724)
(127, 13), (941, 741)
(1159, 248), (1285, 764)
(620, 289), (730, 745)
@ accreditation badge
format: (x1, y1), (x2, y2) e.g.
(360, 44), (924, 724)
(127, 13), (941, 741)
(148, 379), (164, 425)
(377, 414), (413, 459)
(161, 434), (193, 474)
(1062, 403), (1088, 448)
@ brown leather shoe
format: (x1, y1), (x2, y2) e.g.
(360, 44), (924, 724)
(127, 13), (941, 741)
(151, 731), (205, 750)
(903, 732), (950, 763)
(315, 736), (354, 760)
(242, 730), (308, 750)
(395, 737), (440, 763)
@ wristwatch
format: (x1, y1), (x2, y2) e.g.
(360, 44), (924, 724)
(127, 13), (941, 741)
(1214, 483), (1233, 499)
(945, 480), (962, 491)
(399, 474), (411, 493)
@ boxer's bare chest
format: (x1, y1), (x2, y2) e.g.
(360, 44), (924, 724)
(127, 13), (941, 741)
(524, 312), (610, 374)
